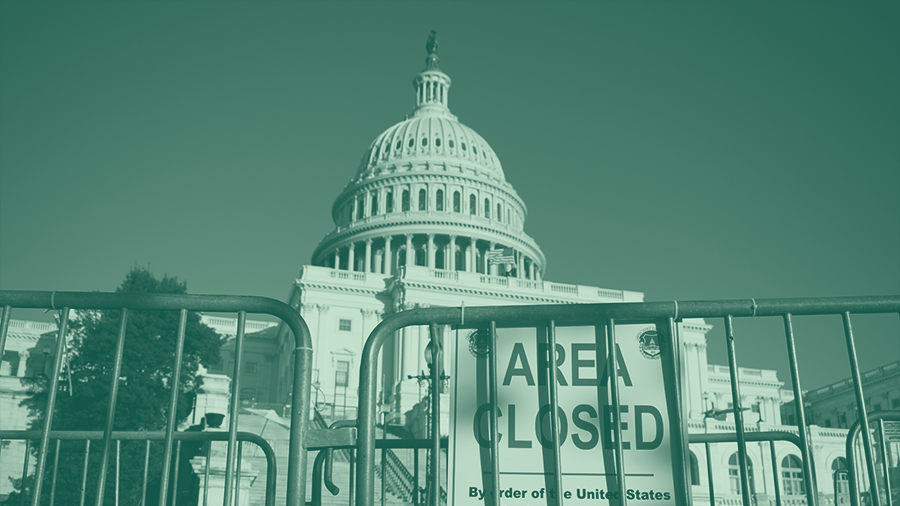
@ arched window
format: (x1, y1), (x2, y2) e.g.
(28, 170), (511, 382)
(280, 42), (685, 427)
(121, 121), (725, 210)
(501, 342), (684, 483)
(435, 138), (441, 147)
(357, 197), (364, 220)
(832, 457), (849, 495)
(728, 453), (755, 495)
(782, 455), (805, 495)
(386, 191), (393, 213)
(449, 139), (455, 148)
(402, 190), (410, 211)
(455, 249), (465, 271)
(415, 247), (426, 266)
(436, 189), (444, 211)
(689, 451), (700, 486)
(395, 140), (401, 150)
(453, 191), (461, 212)
(469, 195), (476, 215)
(371, 193), (378, 216)
(484, 198), (491, 219)
(408, 138), (414, 148)
(497, 203), (502, 222)
(418, 189), (427, 211)
(422, 138), (428, 147)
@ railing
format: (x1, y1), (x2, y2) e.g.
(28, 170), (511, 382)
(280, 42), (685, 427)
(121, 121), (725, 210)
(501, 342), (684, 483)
(0, 290), (313, 506)
(844, 411), (899, 506)
(348, 295), (899, 506)
(0, 430), (276, 506)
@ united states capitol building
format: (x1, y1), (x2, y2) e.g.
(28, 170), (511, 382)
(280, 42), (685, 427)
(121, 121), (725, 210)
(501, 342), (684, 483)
(4, 34), (894, 506)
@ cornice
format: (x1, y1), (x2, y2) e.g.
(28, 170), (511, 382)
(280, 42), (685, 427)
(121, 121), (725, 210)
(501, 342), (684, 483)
(398, 280), (577, 305)
(296, 281), (384, 296)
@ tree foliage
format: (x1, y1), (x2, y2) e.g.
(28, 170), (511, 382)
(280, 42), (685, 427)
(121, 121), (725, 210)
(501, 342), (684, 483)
(6, 267), (225, 506)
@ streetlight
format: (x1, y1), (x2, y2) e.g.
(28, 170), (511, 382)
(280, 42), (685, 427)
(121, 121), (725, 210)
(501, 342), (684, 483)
(407, 328), (450, 506)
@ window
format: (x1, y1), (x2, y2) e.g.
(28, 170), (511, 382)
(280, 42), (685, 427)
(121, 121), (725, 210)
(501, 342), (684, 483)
(418, 189), (426, 211)
(497, 203), (502, 222)
(422, 138), (428, 146)
(689, 451), (700, 486)
(436, 189), (444, 211)
(832, 457), (849, 494)
(339, 319), (352, 332)
(781, 455), (805, 495)
(449, 139), (454, 148)
(873, 402), (882, 411)
(462, 142), (467, 151)
(824, 418), (832, 428)
(473, 146), (478, 154)
(728, 453), (755, 495)
(357, 197), (364, 219)
(484, 198), (491, 219)
(839, 412), (847, 428)
(408, 138), (414, 148)
(245, 362), (259, 374)
(371, 193), (378, 216)
(453, 191), (460, 212)
(435, 138), (441, 147)
(386, 191), (393, 213)
(469, 195), (476, 215)
(335, 361), (350, 388)
(892, 398), (900, 409)
(402, 190), (410, 211)
(395, 140), (401, 150)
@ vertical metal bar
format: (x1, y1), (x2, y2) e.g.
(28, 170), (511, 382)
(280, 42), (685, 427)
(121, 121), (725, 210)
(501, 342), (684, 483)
(80, 440), (91, 506)
(843, 312), (881, 506)
(235, 441), (243, 506)
(487, 321), (501, 506)
(202, 442), (211, 506)
(429, 323), (441, 506)
(159, 309), (188, 505)
(115, 439), (120, 506)
(723, 315), (752, 505)
(381, 413), (386, 506)
(879, 419), (893, 506)
(49, 439), (60, 506)
(20, 439), (31, 506)
(606, 319), (627, 503)
(349, 448), (356, 506)
(95, 308), (129, 506)
(546, 321), (564, 506)
(704, 442), (714, 506)
(31, 307), (70, 506)
(770, 440), (781, 506)
(287, 328), (314, 506)
(172, 440), (182, 506)
(659, 317), (691, 505)
(413, 448), (419, 505)
(782, 314), (818, 505)
(142, 440), (150, 506)
(224, 311), (247, 506)
(0, 305), (11, 367)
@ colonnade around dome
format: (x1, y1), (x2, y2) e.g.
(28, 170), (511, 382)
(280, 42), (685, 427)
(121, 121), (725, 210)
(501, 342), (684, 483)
(324, 232), (542, 281)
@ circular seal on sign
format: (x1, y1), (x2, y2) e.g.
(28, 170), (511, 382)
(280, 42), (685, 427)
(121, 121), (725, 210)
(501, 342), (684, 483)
(636, 328), (661, 359)
(467, 329), (492, 358)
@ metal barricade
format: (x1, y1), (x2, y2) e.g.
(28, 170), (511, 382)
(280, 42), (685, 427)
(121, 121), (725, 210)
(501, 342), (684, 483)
(845, 411), (900, 506)
(349, 295), (899, 506)
(0, 291), (313, 506)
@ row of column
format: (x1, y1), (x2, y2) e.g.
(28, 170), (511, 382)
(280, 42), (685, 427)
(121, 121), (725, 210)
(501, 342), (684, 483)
(0, 350), (30, 377)
(329, 234), (542, 281)
(418, 79), (446, 107)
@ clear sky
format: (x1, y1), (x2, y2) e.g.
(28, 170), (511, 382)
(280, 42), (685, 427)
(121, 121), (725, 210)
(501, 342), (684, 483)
(1, 2), (898, 391)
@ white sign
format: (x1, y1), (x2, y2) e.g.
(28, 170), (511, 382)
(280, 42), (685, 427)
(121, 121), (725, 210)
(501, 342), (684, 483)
(447, 325), (676, 505)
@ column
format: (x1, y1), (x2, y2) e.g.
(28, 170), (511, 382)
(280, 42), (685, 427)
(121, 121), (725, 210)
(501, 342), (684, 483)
(427, 234), (435, 268)
(384, 236), (392, 275)
(364, 239), (372, 273)
(448, 235), (456, 271)
(347, 242), (356, 272)
(402, 327), (419, 379)
(487, 241), (496, 275)
(374, 249), (383, 274)
(352, 198), (358, 222)
(334, 248), (340, 270)
(468, 238), (477, 273)
(16, 351), (29, 377)
(529, 259), (535, 280)
(517, 250), (524, 279)
(405, 234), (414, 268)
(417, 325), (429, 375)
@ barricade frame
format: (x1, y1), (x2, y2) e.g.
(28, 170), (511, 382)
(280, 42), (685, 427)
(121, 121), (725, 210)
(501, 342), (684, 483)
(353, 296), (899, 506)
(0, 290), (313, 506)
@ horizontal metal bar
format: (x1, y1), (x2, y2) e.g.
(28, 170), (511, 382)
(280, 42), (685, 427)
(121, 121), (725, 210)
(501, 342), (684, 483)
(0, 290), (311, 349)
(690, 431), (804, 448)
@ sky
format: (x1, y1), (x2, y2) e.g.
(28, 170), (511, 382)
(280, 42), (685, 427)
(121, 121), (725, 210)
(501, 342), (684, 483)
(1, 2), (898, 391)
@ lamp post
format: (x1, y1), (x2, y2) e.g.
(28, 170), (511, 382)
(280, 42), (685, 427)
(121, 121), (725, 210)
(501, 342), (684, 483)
(407, 328), (450, 506)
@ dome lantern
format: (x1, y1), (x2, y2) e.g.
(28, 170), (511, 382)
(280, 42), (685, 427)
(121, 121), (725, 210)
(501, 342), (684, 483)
(413, 31), (451, 115)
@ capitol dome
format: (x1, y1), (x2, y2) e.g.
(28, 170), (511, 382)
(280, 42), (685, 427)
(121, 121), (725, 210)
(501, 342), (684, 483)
(312, 33), (545, 281)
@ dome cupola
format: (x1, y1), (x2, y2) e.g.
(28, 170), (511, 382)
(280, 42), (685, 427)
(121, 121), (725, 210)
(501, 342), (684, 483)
(312, 33), (546, 282)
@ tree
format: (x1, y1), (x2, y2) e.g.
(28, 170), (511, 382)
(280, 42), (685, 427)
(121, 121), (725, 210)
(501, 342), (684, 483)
(6, 267), (225, 506)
